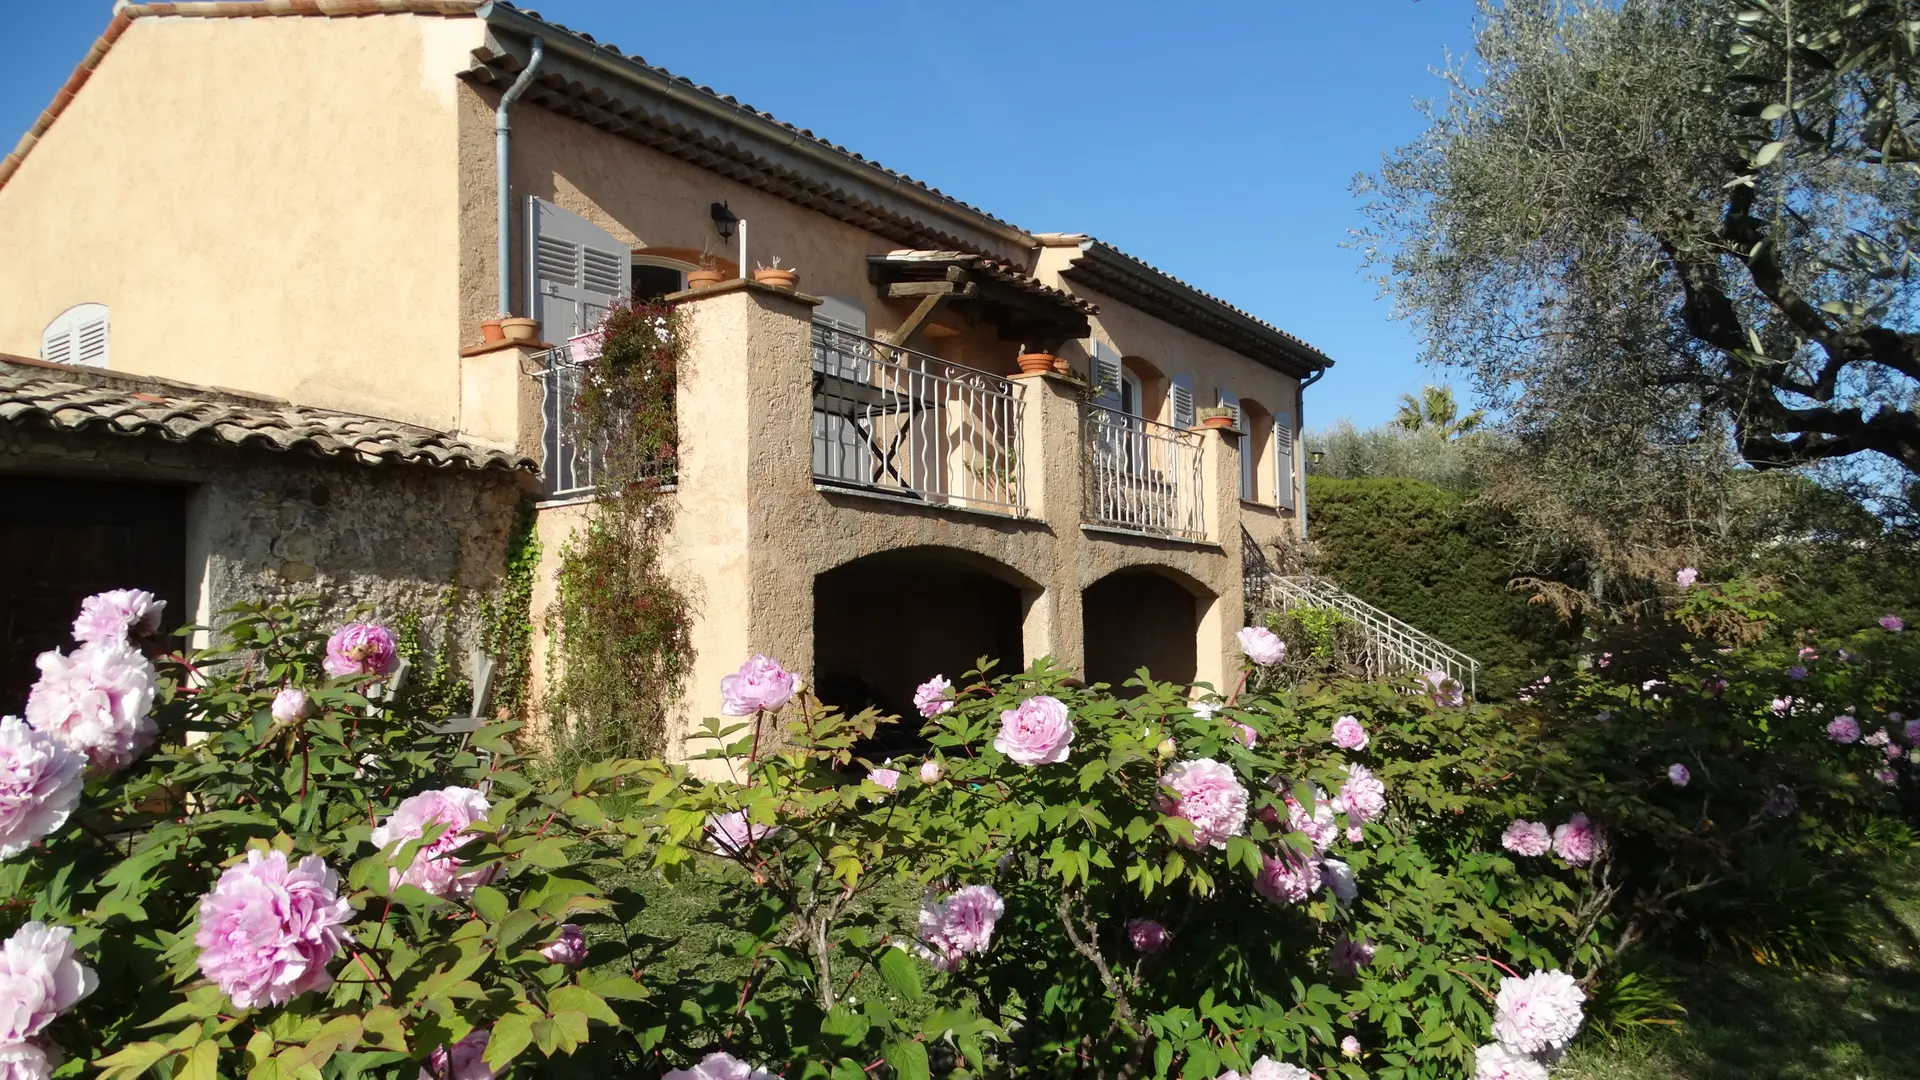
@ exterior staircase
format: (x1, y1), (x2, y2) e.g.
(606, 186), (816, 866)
(1245, 573), (1481, 697)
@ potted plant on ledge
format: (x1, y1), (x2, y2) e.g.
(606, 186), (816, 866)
(686, 249), (727, 290)
(1017, 345), (1058, 376)
(751, 256), (799, 291)
(1197, 406), (1236, 430)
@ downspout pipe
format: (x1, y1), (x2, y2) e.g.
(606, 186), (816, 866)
(495, 37), (545, 317)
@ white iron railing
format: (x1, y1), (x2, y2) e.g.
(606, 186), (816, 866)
(810, 324), (1024, 514)
(1249, 573), (1480, 696)
(537, 342), (675, 499)
(1082, 405), (1207, 541)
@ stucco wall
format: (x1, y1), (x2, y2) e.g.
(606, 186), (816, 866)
(0, 426), (521, 655)
(0, 14), (482, 429)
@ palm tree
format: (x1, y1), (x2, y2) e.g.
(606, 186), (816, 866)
(1393, 384), (1485, 440)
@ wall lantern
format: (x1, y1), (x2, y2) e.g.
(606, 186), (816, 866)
(1309, 450), (1326, 467)
(710, 201), (739, 242)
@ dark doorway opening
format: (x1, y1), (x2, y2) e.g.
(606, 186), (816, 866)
(813, 548), (1026, 757)
(1082, 568), (1201, 692)
(1, 475), (188, 714)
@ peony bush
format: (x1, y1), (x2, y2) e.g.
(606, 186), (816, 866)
(0, 580), (1908, 1080)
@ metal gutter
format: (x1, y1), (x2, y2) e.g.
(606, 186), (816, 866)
(474, 2), (1037, 259)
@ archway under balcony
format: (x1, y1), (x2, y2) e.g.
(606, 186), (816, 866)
(812, 546), (1034, 752)
(1081, 565), (1214, 693)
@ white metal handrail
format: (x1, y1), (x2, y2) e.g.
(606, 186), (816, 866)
(537, 342), (675, 498)
(1082, 404), (1207, 541)
(1250, 573), (1480, 696)
(809, 324), (1024, 514)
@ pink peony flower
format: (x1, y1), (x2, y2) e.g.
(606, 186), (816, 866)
(194, 849), (352, 1009)
(1339, 764), (1387, 824)
(0, 716), (87, 859)
(1667, 763), (1690, 787)
(1906, 718), (1920, 744)
(1159, 759), (1249, 849)
(1787, 665), (1808, 681)
(1704, 677), (1729, 695)
(1341, 1035), (1362, 1058)
(1328, 934), (1375, 977)
(271, 688), (312, 723)
(720, 654), (797, 715)
(916, 884), (1004, 970)
(1799, 646), (1819, 660)
(1321, 857), (1357, 904)
(1827, 716), (1861, 743)
(1596, 652), (1612, 668)
(994, 695), (1075, 766)
(1501, 820), (1551, 857)
(1552, 813), (1600, 865)
(913, 675), (954, 718)
(1771, 696), (1794, 717)
(1253, 848), (1321, 904)
(1875, 767), (1898, 786)
(1885, 742), (1905, 761)
(662, 1053), (778, 1080)
(1423, 670), (1464, 707)
(919, 759), (942, 784)
(1882, 615), (1905, 632)
(1236, 626), (1287, 666)
(1230, 722), (1258, 748)
(1492, 969), (1586, 1056)
(1345, 824), (1364, 843)
(1221, 1059), (1311, 1080)
(1865, 728), (1892, 747)
(0, 1041), (58, 1080)
(1474, 1044), (1549, 1080)
(1126, 918), (1168, 953)
(420, 1029), (495, 1080)
(705, 810), (776, 856)
(0, 921), (96, 1046)
(1675, 567), (1698, 589)
(322, 624), (398, 679)
(869, 766), (901, 792)
(541, 924), (587, 967)
(24, 642), (158, 772)
(1285, 789), (1339, 853)
(369, 787), (495, 899)
(1330, 715), (1368, 750)
(71, 588), (165, 646)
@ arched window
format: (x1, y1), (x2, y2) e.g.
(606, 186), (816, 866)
(42, 304), (109, 368)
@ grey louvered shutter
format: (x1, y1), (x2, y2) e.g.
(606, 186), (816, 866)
(1090, 341), (1124, 409)
(1170, 374), (1196, 429)
(528, 198), (629, 338)
(41, 303), (108, 368)
(1218, 389), (1250, 499)
(1273, 410), (1296, 509)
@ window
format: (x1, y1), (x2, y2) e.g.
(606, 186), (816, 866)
(631, 260), (687, 301)
(42, 304), (109, 368)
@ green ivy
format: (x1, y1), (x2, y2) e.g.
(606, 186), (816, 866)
(480, 498), (540, 720)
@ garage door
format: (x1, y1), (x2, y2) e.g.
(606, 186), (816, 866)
(1, 476), (187, 715)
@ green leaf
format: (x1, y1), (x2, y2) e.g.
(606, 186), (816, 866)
(549, 985), (621, 1027)
(1753, 140), (1786, 166)
(883, 1040), (930, 1080)
(878, 946), (924, 1002)
(485, 1011), (536, 1071)
(470, 885), (509, 923)
(179, 1038), (219, 1080)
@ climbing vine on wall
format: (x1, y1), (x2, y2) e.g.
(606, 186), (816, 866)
(546, 300), (696, 765)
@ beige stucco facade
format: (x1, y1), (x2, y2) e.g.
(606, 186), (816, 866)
(0, 5), (1330, 761)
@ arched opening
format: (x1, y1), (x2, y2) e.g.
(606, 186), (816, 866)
(1082, 567), (1211, 691)
(813, 547), (1031, 748)
(1121, 356), (1170, 424)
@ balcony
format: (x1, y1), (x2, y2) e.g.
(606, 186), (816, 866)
(536, 341), (675, 499)
(809, 323), (1024, 515)
(1081, 405), (1207, 542)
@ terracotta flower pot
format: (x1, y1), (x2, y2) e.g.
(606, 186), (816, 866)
(752, 268), (799, 290)
(1052, 355), (1070, 375)
(686, 268), (727, 289)
(480, 318), (506, 345)
(500, 317), (539, 344)
(1199, 413), (1235, 430)
(1018, 352), (1057, 375)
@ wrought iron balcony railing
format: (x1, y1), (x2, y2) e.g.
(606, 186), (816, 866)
(536, 342), (675, 499)
(1081, 404), (1207, 541)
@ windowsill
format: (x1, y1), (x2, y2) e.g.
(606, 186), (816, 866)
(534, 484), (677, 510)
(1240, 498), (1281, 515)
(1080, 523), (1221, 550)
(812, 481), (1030, 522)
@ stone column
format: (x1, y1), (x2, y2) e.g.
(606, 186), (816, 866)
(456, 340), (546, 458)
(1194, 425), (1245, 696)
(1011, 371), (1087, 675)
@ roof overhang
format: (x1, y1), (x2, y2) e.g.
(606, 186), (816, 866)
(468, 3), (1037, 261)
(867, 252), (1093, 346)
(1058, 239), (1333, 379)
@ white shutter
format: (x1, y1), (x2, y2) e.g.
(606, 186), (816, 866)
(1090, 341), (1123, 409)
(1170, 374), (1195, 428)
(1273, 410), (1296, 510)
(1218, 389), (1250, 500)
(41, 303), (109, 368)
(528, 198), (629, 338)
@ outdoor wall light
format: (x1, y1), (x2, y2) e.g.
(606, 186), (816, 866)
(1310, 450), (1326, 466)
(711, 201), (739, 241)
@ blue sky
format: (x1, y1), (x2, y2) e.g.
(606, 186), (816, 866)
(0, 0), (1479, 428)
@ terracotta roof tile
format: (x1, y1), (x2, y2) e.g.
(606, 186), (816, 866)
(876, 250), (1098, 316)
(0, 355), (533, 473)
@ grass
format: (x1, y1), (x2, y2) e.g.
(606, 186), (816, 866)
(1562, 853), (1920, 1080)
